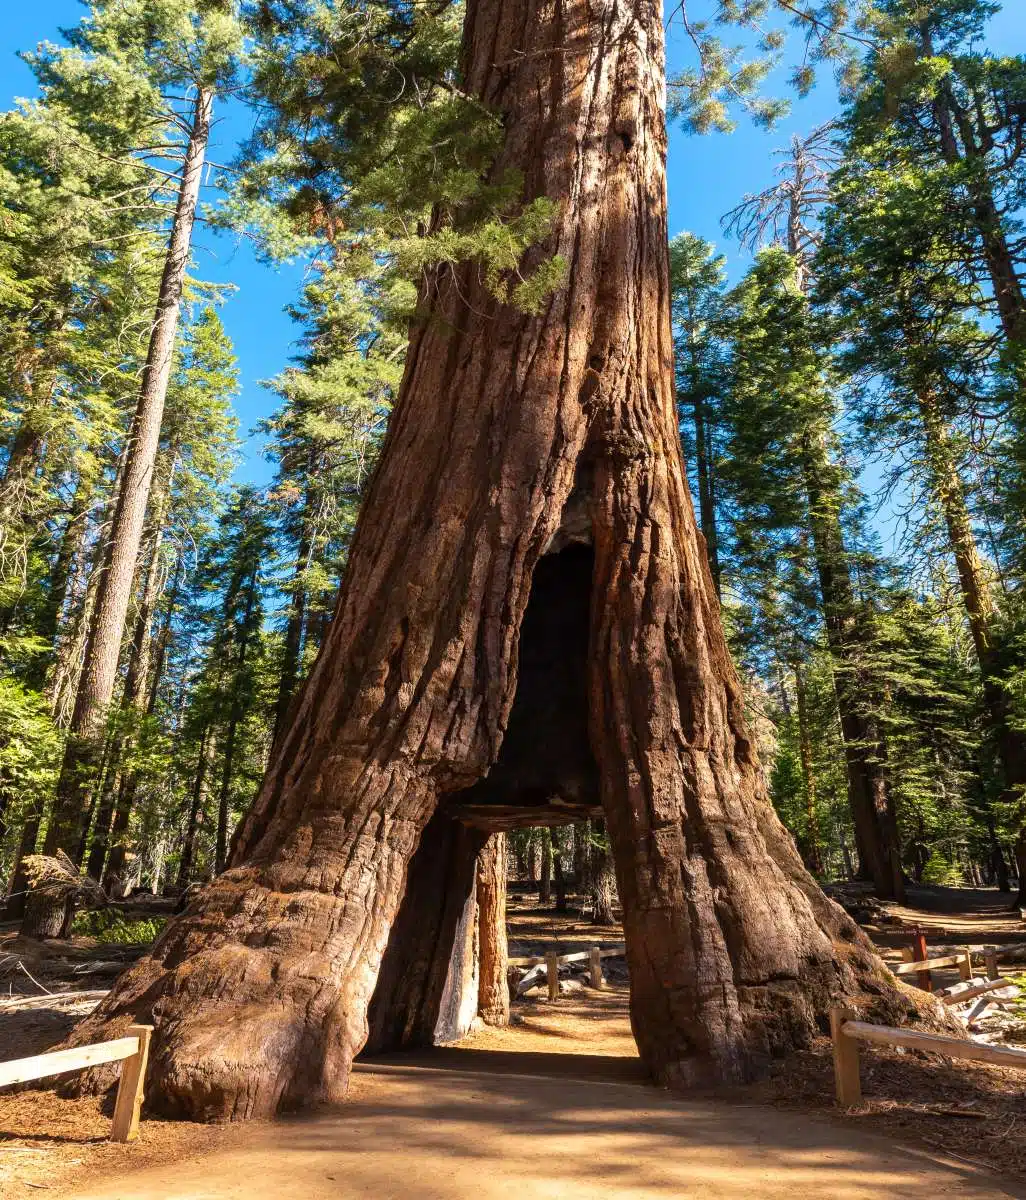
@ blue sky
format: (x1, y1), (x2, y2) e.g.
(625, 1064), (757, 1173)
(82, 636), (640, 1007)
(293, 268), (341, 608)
(2, 2), (1024, 496)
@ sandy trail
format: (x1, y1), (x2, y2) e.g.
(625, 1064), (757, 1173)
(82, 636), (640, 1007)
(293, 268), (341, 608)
(60, 1059), (1022, 1200)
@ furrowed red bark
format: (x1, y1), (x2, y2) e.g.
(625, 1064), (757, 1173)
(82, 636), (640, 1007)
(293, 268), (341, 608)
(72, 0), (936, 1117)
(476, 833), (510, 1027)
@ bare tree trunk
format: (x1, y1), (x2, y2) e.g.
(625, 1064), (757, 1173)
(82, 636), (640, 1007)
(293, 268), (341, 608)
(3, 810), (41, 920)
(87, 478), (171, 884)
(538, 835), (552, 905)
(177, 726), (212, 889)
(553, 843), (568, 911)
(24, 89), (213, 937)
(72, 0), (934, 1118)
(214, 566), (258, 874)
(32, 472), (96, 685)
(476, 833), (509, 1027)
(591, 844), (617, 926)
(571, 821), (589, 889)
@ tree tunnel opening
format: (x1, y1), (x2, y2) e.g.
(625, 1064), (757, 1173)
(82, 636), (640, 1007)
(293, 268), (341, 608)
(443, 540), (601, 831)
(364, 540), (604, 1055)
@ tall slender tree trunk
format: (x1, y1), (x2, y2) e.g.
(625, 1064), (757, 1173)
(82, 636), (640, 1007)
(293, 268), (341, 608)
(73, 0), (933, 1119)
(87, 482), (170, 884)
(215, 567), (258, 874)
(781, 201), (903, 899)
(690, 391), (720, 596)
(32, 471), (96, 685)
(553, 844), (568, 910)
(590, 831), (617, 926)
(916, 386), (1026, 899)
(476, 833), (509, 1027)
(271, 489), (314, 747)
(801, 436), (903, 901)
(24, 89), (214, 936)
(48, 451), (127, 726)
(177, 726), (212, 889)
(3, 815), (41, 920)
(538, 835), (552, 905)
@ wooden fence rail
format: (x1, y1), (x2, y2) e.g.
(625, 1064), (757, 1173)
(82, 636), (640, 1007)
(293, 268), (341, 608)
(0, 1025), (152, 1142)
(514, 945), (623, 996)
(829, 1007), (1026, 1107)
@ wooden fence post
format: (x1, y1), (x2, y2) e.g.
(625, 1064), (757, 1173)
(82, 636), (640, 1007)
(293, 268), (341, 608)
(546, 951), (559, 1001)
(985, 949), (1000, 981)
(829, 1007), (862, 1108)
(911, 928), (932, 991)
(111, 1025), (152, 1143)
(959, 946), (973, 982)
(589, 946), (604, 990)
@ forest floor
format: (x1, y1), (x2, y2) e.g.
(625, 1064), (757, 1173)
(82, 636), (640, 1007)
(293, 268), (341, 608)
(2, 886), (1026, 1197)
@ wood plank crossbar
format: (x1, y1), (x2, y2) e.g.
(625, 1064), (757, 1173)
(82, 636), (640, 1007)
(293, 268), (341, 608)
(830, 1008), (1026, 1107)
(0, 1025), (153, 1143)
(938, 978), (1013, 1006)
(894, 954), (968, 976)
(0, 1037), (140, 1088)
(509, 945), (625, 968)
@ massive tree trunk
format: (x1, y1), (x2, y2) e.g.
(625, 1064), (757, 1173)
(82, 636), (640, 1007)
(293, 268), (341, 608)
(23, 89), (213, 936)
(72, 0), (934, 1118)
(476, 833), (510, 1028)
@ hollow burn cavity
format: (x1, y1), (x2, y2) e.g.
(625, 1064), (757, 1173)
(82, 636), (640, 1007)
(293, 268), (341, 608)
(443, 543), (601, 831)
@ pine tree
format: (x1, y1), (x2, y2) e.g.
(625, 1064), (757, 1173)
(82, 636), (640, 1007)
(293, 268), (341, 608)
(23, 1), (246, 935)
(262, 264), (400, 745)
(818, 89), (1026, 898)
(669, 234), (727, 597)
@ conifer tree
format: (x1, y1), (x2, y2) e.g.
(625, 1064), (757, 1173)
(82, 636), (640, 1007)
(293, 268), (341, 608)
(23, 1), (245, 935)
(818, 96), (1026, 897)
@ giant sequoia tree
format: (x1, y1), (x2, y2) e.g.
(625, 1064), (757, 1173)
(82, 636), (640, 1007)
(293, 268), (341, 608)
(73, 0), (928, 1119)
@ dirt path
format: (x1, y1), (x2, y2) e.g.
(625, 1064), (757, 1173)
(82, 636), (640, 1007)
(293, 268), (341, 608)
(5, 889), (1026, 1197)
(56, 1061), (1023, 1200)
